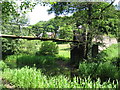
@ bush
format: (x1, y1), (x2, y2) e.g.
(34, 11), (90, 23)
(5, 54), (56, 67)
(79, 62), (98, 77)
(18, 39), (41, 55)
(4, 54), (24, 68)
(0, 60), (8, 70)
(36, 41), (58, 56)
(2, 38), (41, 60)
(1, 38), (20, 59)
(96, 62), (119, 80)
(79, 62), (119, 80)
(5, 54), (69, 69)
(97, 43), (119, 62)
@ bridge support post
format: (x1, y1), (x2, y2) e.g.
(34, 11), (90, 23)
(70, 30), (86, 82)
(92, 44), (98, 58)
(70, 44), (84, 68)
(70, 44), (84, 82)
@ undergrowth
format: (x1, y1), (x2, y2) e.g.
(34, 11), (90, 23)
(2, 66), (119, 88)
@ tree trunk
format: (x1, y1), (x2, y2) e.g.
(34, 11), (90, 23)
(70, 44), (84, 83)
(70, 29), (85, 83)
(84, 3), (93, 59)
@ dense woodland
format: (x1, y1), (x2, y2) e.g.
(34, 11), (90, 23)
(0, 0), (120, 88)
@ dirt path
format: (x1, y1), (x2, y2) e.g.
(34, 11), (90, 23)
(0, 77), (15, 88)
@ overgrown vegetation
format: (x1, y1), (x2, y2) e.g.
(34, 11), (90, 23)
(2, 66), (118, 88)
(1, 42), (119, 88)
(2, 38), (41, 59)
(79, 62), (120, 81)
(97, 43), (120, 67)
(1, 1), (120, 88)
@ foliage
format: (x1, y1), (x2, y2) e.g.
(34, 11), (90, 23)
(30, 16), (74, 40)
(18, 39), (41, 55)
(1, 2), (19, 22)
(96, 62), (120, 80)
(2, 66), (118, 88)
(0, 61), (8, 70)
(79, 62), (120, 80)
(48, 2), (119, 59)
(1, 1), (36, 23)
(31, 21), (47, 36)
(97, 43), (119, 63)
(16, 54), (56, 67)
(2, 38), (41, 59)
(45, 16), (74, 40)
(36, 41), (58, 56)
(79, 62), (98, 77)
(1, 38), (20, 59)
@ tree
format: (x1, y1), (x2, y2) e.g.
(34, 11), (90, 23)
(1, 1), (37, 23)
(45, 16), (74, 39)
(48, 1), (118, 59)
(0, 1), (39, 36)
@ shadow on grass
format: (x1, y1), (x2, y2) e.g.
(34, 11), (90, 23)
(60, 48), (70, 51)
(15, 54), (71, 76)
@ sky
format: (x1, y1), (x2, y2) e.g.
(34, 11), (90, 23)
(27, 5), (55, 25)
(27, 0), (120, 25)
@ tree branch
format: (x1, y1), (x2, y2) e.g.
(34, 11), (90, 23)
(101, 0), (115, 13)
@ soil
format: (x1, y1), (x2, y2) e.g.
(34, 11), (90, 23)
(0, 77), (15, 89)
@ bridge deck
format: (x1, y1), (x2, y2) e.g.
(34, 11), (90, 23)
(0, 34), (79, 43)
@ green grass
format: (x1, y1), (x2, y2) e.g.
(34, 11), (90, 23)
(2, 43), (120, 88)
(58, 44), (70, 58)
(2, 66), (118, 88)
(97, 43), (119, 62)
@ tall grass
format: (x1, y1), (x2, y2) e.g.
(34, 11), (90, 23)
(2, 66), (118, 88)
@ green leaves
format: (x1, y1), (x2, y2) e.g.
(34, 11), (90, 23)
(2, 66), (118, 88)
(1, 1), (37, 23)
(97, 43), (119, 62)
(1, 2), (19, 22)
(2, 38), (20, 59)
(37, 41), (58, 56)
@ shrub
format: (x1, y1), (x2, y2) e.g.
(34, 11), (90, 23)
(0, 60), (8, 70)
(4, 54), (24, 68)
(2, 38), (41, 60)
(96, 62), (119, 80)
(1, 38), (20, 59)
(97, 43), (119, 62)
(5, 54), (69, 69)
(79, 62), (119, 80)
(79, 62), (98, 77)
(36, 41), (58, 56)
(18, 39), (41, 55)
